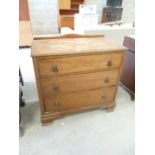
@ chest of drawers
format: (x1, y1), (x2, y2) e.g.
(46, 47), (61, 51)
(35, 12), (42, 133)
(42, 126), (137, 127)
(31, 35), (126, 124)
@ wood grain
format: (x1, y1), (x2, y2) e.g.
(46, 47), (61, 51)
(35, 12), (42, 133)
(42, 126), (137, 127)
(38, 53), (123, 76)
(19, 21), (32, 47)
(123, 36), (135, 52)
(59, 15), (74, 29)
(59, 0), (71, 10)
(120, 36), (135, 98)
(32, 58), (45, 114)
(31, 36), (126, 124)
(33, 34), (105, 40)
(41, 101), (115, 124)
(19, 0), (30, 20)
(31, 36), (127, 57)
(40, 70), (119, 96)
(44, 87), (116, 112)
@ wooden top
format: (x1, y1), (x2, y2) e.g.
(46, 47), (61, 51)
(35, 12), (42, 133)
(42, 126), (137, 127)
(124, 36), (135, 52)
(19, 21), (33, 47)
(31, 35), (127, 57)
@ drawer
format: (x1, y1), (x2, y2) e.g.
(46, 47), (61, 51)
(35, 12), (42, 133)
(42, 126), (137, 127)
(38, 53), (123, 76)
(40, 70), (119, 96)
(44, 87), (116, 112)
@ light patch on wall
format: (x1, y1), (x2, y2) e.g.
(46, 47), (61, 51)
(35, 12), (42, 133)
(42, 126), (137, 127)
(28, 0), (59, 35)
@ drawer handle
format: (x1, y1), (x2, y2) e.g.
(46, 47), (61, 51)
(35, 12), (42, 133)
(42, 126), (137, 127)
(104, 78), (109, 83)
(53, 101), (60, 107)
(101, 96), (107, 100)
(52, 64), (58, 73)
(53, 84), (59, 92)
(107, 60), (112, 67)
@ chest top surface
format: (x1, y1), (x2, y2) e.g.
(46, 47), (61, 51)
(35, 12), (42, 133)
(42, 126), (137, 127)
(31, 36), (127, 57)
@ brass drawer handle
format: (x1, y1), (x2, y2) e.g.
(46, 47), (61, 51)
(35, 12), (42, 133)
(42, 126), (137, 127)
(53, 84), (59, 92)
(104, 78), (109, 83)
(53, 101), (60, 107)
(107, 60), (112, 67)
(52, 64), (58, 73)
(101, 96), (107, 100)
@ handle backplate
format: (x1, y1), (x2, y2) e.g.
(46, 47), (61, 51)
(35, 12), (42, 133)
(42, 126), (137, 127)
(107, 60), (112, 67)
(53, 101), (60, 107)
(52, 64), (58, 73)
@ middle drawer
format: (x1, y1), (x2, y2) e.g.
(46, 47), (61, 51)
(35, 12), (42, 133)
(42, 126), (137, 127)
(40, 70), (119, 96)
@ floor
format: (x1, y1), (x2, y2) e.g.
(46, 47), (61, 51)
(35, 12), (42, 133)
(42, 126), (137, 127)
(19, 48), (135, 155)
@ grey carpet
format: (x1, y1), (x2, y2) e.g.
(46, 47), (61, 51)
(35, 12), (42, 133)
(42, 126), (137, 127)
(19, 86), (134, 155)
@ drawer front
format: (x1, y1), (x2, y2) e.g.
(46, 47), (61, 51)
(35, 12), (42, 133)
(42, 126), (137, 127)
(38, 53), (123, 76)
(44, 87), (116, 112)
(41, 70), (119, 96)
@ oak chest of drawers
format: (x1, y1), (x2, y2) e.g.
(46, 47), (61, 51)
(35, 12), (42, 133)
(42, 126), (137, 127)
(31, 35), (126, 124)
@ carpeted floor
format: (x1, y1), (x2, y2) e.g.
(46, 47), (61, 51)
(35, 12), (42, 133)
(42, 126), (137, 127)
(20, 86), (134, 155)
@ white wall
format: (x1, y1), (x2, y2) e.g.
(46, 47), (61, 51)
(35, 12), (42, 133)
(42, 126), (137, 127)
(122, 0), (135, 22)
(28, 0), (134, 35)
(82, 26), (135, 45)
(28, 0), (59, 35)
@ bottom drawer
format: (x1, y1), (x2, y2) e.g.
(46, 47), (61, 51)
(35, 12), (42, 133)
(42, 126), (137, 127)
(44, 87), (116, 112)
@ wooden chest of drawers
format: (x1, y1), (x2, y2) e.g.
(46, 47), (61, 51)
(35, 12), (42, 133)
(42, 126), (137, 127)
(31, 35), (126, 124)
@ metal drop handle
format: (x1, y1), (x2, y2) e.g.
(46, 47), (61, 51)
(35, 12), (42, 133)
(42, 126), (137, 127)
(53, 84), (59, 92)
(52, 64), (58, 73)
(53, 101), (60, 107)
(104, 78), (109, 83)
(101, 96), (107, 100)
(107, 60), (112, 67)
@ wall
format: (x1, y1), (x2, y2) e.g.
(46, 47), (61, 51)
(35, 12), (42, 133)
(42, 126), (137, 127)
(122, 0), (135, 22)
(28, 0), (134, 35)
(81, 26), (135, 45)
(28, 0), (59, 35)
(84, 0), (135, 23)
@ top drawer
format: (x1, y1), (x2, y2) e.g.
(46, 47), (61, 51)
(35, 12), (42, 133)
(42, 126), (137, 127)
(38, 53), (123, 76)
